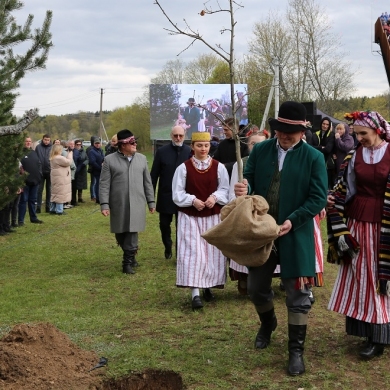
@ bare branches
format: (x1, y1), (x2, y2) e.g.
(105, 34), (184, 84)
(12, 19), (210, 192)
(154, 0), (231, 62)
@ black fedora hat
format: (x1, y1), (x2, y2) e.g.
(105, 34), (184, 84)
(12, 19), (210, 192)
(268, 101), (307, 133)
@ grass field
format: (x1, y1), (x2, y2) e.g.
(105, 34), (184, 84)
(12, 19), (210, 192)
(0, 149), (389, 389)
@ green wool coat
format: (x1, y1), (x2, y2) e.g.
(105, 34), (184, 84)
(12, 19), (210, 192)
(244, 138), (328, 278)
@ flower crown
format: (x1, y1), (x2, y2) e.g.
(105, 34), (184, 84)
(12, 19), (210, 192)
(343, 111), (361, 122)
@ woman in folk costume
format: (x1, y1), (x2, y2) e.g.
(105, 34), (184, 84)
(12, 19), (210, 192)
(327, 110), (390, 359)
(172, 132), (230, 311)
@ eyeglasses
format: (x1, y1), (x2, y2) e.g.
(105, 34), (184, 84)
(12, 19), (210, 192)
(128, 141), (137, 145)
(172, 134), (184, 138)
(75, 143), (82, 146)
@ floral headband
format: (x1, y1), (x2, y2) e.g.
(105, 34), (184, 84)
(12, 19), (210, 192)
(118, 136), (136, 144)
(344, 111), (390, 140)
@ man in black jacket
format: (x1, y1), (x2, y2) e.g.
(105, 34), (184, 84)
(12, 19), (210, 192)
(212, 117), (249, 178)
(183, 98), (200, 139)
(150, 126), (191, 259)
(18, 137), (43, 225)
(35, 134), (52, 213)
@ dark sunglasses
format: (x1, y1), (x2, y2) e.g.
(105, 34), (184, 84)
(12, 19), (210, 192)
(75, 143), (82, 146)
(128, 141), (137, 145)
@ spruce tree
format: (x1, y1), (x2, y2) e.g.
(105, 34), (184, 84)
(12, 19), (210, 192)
(0, 0), (52, 209)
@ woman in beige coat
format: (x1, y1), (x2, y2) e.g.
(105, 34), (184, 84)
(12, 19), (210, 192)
(49, 144), (72, 215)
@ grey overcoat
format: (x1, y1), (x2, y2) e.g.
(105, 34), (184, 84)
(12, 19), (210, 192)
(99, 152), (156, 233)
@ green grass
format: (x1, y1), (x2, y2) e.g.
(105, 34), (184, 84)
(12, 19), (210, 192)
(1, 152), (390, 389)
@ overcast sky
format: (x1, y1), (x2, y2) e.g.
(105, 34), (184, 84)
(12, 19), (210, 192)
(11, 0), (390, 117)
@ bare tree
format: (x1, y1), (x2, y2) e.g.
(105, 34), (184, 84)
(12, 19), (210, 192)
(249, 0), (356, 114)
(154, 0), (246, 180)
(184, 53), (222, 84)
(151, 58), (187, 84)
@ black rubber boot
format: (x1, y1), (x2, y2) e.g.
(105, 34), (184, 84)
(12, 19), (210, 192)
(287, 324), (306, 376)
(122, 250), (135, 274)
(254, 308), (277, 349)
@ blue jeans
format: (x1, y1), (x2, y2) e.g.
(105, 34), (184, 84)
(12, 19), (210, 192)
(18, 184), (39, 223)
(50, 202), (64, 214)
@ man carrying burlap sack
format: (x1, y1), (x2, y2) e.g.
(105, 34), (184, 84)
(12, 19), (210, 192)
(234, 101), (327, 376)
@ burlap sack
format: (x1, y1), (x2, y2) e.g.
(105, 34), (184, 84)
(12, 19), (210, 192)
(201, 195), (280, 267)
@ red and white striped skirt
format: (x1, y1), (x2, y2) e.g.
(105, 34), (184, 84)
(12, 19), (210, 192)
(176, 212), (227, 288)
(328, 219), (390, 324)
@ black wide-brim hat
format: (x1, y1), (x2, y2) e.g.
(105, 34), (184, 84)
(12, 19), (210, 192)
(268, 101), (307, 133)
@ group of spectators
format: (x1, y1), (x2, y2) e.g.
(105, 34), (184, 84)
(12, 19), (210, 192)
(307, 117), (357, 189)
(0, 133), (119, 235)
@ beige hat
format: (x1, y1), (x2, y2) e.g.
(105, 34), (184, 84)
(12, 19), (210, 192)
(192, 132), (211, 142)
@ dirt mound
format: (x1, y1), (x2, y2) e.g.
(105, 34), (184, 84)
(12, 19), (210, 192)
(0, 322), (105, 389)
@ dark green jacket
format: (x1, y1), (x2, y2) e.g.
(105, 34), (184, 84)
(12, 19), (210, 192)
(244, 138), (327, 278)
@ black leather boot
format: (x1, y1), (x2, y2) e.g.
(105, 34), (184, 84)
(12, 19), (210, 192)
(254, 308), (277, 349)
(287, 324), (306, 376)
(122, 250), (135, 274)
(131, 249), (139, 267)
(359, 338), (384, 359)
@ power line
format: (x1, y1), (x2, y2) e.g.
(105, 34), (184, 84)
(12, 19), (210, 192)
(14, 90), (99, 110)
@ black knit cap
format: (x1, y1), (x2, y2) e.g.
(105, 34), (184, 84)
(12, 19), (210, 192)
(268, 101), (307, 133)
(117, 129), (136, 143)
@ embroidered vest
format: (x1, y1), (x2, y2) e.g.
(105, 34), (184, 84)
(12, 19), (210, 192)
(178, 159), (222, 217)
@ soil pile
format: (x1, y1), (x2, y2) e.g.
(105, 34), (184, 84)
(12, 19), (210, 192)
(0, 322), (105, 389)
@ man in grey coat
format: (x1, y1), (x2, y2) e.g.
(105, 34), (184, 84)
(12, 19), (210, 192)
(100, 129), (156, 274)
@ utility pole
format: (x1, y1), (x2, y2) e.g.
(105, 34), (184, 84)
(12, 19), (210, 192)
(99, 88), (104, 142)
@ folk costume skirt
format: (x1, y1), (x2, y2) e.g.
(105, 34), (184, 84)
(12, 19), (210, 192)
(328, 218), (390, 343)
(176, 212), (226, 289)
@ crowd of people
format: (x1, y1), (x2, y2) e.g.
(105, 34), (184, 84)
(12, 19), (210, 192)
(2, 101), (390, 377)
(0, 134), (113, 234)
